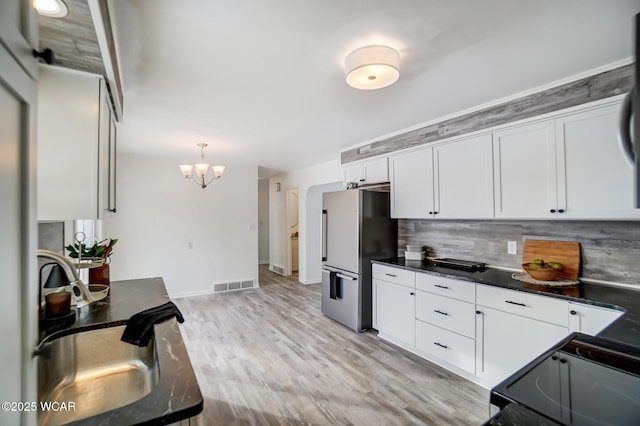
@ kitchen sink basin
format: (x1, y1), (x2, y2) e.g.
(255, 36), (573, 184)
(37, 325), (159, 425)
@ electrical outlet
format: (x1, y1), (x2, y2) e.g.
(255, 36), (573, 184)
(507, 241), (517, 255)
(187, 242), (193, 250)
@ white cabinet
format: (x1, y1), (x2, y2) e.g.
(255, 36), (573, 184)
(475, 284), (569, 384)
(373, 264), (416, 347)
(493, 100), (640, 220)
(433, 134), (494, 219)
(375, 279), (416, 347)
(37, 66), (116, 220)
(390, 134), (494, 219)
(343, 157), (388, 185)
(414, 273), (476, 374)
(555, 104), (640, 219)
(568, 302), (624, 336)
(390, 148), (434, 218)
(493, 120), (558, 219)
(475, 306), (569, 384)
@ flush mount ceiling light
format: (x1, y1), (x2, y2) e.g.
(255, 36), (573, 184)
(33, 0), (68, 18)
(178, 143), (226, 189)
(345, 45), (400, 90)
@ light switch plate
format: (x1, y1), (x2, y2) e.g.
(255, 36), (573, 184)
(507, 241), (517, 255)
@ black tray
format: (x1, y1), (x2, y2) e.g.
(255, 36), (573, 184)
(432, 258), (486, 272)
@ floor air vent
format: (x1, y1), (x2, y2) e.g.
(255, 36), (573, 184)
(213, 279), (256, 294)
(271, 265), (284, 275)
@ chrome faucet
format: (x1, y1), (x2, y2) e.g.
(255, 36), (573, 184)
(37, 249), (96, 308)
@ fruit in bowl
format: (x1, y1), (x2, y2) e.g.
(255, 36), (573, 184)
(522, 259), (564, 281)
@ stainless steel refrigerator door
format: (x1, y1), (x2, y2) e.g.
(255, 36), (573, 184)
(322, 190), (359, 273)
(321, 267), (361, 332)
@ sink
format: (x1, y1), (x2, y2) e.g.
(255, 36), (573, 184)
(37, 325), (159, 425)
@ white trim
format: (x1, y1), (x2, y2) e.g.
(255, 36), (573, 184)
(340, 58), (633, 154)
(169, 288), (215, 299)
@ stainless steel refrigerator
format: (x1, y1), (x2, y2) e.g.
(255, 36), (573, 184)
(321, 187), (397, 332)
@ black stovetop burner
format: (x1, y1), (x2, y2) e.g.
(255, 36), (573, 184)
(431, 258), (486, 272)
(491, 333), (640, 425)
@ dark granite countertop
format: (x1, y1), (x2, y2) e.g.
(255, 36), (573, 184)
(39, 277), (203, 425)
(372, 258), (640, 348)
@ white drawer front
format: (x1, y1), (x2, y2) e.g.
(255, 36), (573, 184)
(477, 284), (568, 326)
(372, 264), (415, 288)
(415, 273), (475, 303)
(415, 291), (475, 338)
(416, 320), (475, 374)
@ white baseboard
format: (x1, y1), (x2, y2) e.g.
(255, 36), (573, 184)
(169, 288), (216, 299)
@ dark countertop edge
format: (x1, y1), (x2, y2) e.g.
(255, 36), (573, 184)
(372, 258), (640, 348)
(41, 278), (203, 426)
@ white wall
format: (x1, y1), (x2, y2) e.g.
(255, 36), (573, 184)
(269, 159), (343, 284)
(104, 152), (259, 298)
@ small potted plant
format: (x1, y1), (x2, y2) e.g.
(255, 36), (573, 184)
(66, 238), (117, 285)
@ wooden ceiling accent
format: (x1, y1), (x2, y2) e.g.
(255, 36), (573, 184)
(37, 0), (105, 76)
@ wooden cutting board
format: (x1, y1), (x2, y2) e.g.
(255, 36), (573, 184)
(522, 239), (581, 280)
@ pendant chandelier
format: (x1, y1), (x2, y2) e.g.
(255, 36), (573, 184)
(178, 143), (225, 189)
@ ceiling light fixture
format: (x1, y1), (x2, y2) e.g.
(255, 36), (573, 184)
(33, 0), (68, 18)
(345, 45), (400, 90)
(179, 143), (225, 189)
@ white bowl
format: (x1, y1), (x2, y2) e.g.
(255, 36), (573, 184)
(406, 245), (424, 252)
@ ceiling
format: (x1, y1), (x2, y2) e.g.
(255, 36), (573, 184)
(62, 1), (640, 176)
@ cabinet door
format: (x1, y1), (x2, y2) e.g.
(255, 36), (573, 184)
(98, 79), (111, 219)
(343, 163), (363, 184)
(375, 279), (415, 346)
(556, 103), (640, 219)
(568, 302), (623, 336)
(363, 157), (388, 184)
(493, 121), (558, 219)
(0, 3), (38, 424)
(37, 67), (101, 220)
(434, 134), (494, 218)
(475, 307), (568, 384)
(390, 148), (434, 218)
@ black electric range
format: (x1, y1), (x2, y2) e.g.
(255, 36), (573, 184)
(489, 333), (640, 426)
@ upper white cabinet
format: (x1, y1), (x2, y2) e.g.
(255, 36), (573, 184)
(493, 100), (640, 220)
(493, 121), (558, 219)
(38, 66), (116, 220)
(390, 134), (494, 219)
(343, 157), (388, 185)
(390, 147), (434, 218)
(556, 104), (640, 219)
(434, 134), (494, 219)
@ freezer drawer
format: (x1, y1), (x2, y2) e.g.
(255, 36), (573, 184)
(321, 268), (361, 332)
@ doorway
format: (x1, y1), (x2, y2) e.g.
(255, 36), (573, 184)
(285, 188), (299, 277)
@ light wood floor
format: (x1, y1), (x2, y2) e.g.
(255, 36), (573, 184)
(174, 266), (490, 425)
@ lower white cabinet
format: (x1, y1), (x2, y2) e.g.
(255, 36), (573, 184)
(416, 320), (475, 374)
(568, 302), (624, 336)
(475, 306), (568, 383)
(372, 265), (626, 388)
(375, 279), (415, 347)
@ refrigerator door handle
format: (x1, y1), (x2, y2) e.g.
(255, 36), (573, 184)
(321, 209), (327, 261)
(321, 269), (357, 281)
(618, 87), (635, 167)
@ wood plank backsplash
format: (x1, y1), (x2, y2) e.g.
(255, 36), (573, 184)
(398, 220), (640, 286)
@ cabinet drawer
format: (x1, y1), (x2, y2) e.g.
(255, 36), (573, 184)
(415, 273), (475, 303)
(415, 291), (475, 338)
(477, 284), (568, 326)
(416, 320), (475, 374)
(372, 264), (415, 288)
